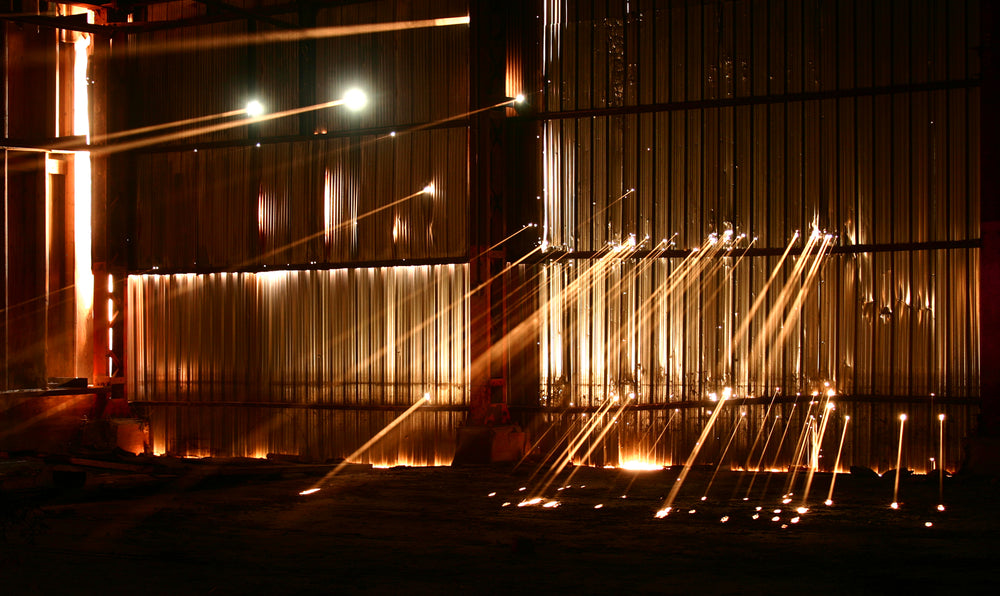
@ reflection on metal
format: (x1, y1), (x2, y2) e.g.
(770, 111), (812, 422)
(536, 0), (981, 471)
(128, 265), (468, 465)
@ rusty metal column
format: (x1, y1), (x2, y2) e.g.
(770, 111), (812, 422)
(468, 0), (509, 425)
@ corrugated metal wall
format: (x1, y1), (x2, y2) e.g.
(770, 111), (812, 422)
(128, 265), (468, 464)
(535, 0), (980, 472)
(123, 0), (471, 462)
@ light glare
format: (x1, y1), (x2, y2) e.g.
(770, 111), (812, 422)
(246, 100), (264, 117)
(343, 88), (367, 111)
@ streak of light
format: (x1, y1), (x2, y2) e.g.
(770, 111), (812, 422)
(299, 395), (429, 494)
(825, 415), (851, 506)
(88, 97), (353, 157)
(656, 394), (730, 518)
(800, 397), (836, 506)
(938, 413), (946, 506)
(743, 408), (782, 499)
(299, 488), (320, 496)
(892, 414), (907, 507)
(702, 405), (746, 500)
(130, 16), (472, 54)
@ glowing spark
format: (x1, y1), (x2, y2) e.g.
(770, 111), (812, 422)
(595, 504), (603, 509)
(423, 183), (435, 195)
(514, 93), (525, 103)
(791, 517), (800, 524)
(543, 501), (560, 508)
(925, 522), (933, 528)
(245, 100), (264, 117)
(782, 498), (792, 504)
(299, 488), (320, 496)
(342, 88), (367, 111)
(487, 492), (496, 497)
(655, 507), (672, 518)
(773, 509), (782, 514)
(518, 498), (543, 507)
(688, 509), (696, 514)
(771, 516), (781, 522)
(502, 502), (511, 507)
(937, 504), (945, 512)
(752, 514), (760, 520)
(796, 507), (808, 514)
(720, 516), (729, 523)
(518, 487), (526, 491)
(701, 496), (707, 501)
(825, 499), (833, 506)
(891, 502), (899, 510)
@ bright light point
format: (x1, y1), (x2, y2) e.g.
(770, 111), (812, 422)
(791, 517), (800, 524)
(900, 414), (907, 421)
(423, 393), (431, 401)
(517, 497), (543, 507)
(299, 488), (320, 496)
(595, 504), (603, 509)
(543, 501), (560, 508)
(487, 492), (496, 497)
(688, 509), (696, 514)
(655, 507), (672, 518)
(501, 502), (511, 507)
(774, 509), (782, 514)
(891, 502), (899, 510)
(939, 414), (946, 421)
(246, 100), (264, 117)
(782, 498), (792, 504)
(925, 521), (933, 527)
(796, 507), (808, 514)
(423, 183), (435, 195)
(701, 496), (707, 501)
(937, 504), (946, 511)
(825, 499), (833, 506)
(845, 416), (851, 421)
(720, 516), (729, 523)
(752, 514), (760, 520)
(771, 516), (781, 522)
(389, 131), (396, 137)
(827, 391), (836, 399)
(518, 487), (526, 491)
(343, 88), (367, 111)
(514, 93), (525, 103)
(755, 506), (762, 511)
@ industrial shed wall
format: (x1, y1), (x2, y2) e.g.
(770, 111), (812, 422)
(122, 0), (472, 463)
(533, 0), (980, 472)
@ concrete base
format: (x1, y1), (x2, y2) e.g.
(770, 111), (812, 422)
(452, 425), (529, 465)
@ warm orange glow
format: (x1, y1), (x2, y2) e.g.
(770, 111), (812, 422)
(299, 488), (320, 496)
(73, 31), (94, 378)
(619, 460), (663, 471)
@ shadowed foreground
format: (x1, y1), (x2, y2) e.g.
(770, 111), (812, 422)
(2, 459), (998, 595)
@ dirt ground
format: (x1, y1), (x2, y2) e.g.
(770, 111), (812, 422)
(2, 456), (999, 595)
